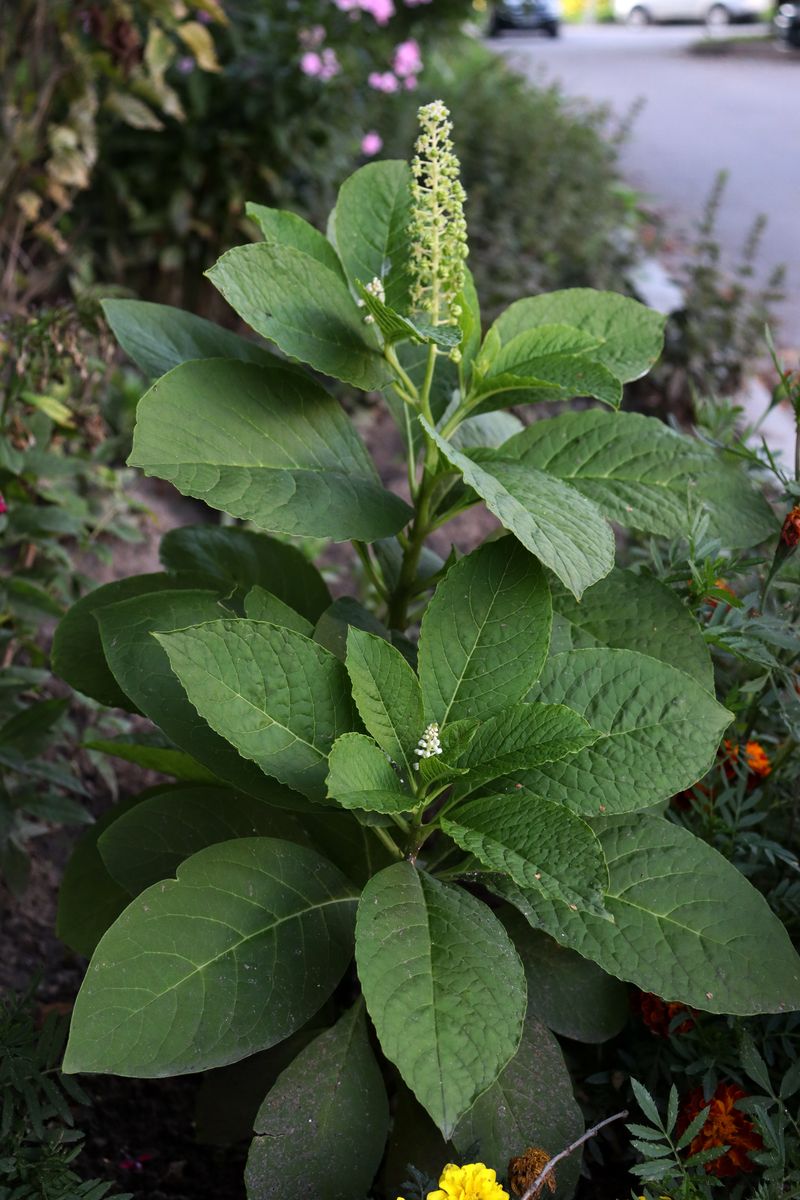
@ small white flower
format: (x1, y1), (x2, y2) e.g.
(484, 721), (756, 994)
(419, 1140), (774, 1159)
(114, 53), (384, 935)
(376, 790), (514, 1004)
(413, 722), (442, 769)
(364, 275), (386, 303)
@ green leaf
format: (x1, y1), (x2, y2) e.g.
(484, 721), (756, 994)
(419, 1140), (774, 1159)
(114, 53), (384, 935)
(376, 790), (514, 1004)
(84, 737), (217, 783)
(156, 619), (356, 803)
(327, 733), (412, 814)
(63, 838), (357, 1076)
(355, 862), (526, 1138)
(496, 409), (719, 540)
(207, 243), (391, 390)
(245, 1002), (389, 1200)
(451, 702), (601, 794)
(244, 586), (313, 635)
(501, 908), (629, 1043)
(693, 456), (778, 548)
(97, 590), (307, 807)
(101, 299), (294, 379)
(356, 284), (461, 350)
(456, 268), (481, 386)
(97, 786), (310, 894)
(499, 814), (800, 1015)
(314, 597), (391, 661)
(418, 538), (552, 728)
(474, 325), (623, 411)
(300, 809), (394, 888)
(56, 793), (152, 957)
(52, 573), (197, 711)
(422, 419), (615, 600)
(160, 526), (331, 623)
(442, 793), (608, 916)
(334, 160), (413, 312)
(523, 648), (732, 814)
(129, 360), (411, 541)
(346, 628), (423, 778)
(490, 289), (665, 382)
(452, 1005), (584, 1200)
(450, 411), (524, 451)
(550, 567), (713, 691)
(245, 203), (345, 280)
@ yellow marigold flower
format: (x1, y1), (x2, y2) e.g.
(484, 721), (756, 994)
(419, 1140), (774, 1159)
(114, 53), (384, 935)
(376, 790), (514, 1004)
(396, 1161), (510, 1200)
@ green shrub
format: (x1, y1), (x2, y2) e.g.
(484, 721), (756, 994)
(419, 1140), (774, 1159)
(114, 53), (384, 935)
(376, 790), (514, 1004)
(49, 103), (799, 1199)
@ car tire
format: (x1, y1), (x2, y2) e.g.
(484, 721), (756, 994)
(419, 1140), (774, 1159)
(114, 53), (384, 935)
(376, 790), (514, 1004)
(706, 3), (731, 24)
(626, 5), (650, 23)
(545, 19), (560, 34)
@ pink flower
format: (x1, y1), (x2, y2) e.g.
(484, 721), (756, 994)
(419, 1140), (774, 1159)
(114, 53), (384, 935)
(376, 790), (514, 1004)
(0, 493), (7, 515)
(392, 38), (422, 77)
(361, 131), (383, 156)
(319, 47), (340, 80)
(404, 74), (417, 89)
(368, 70), (399, 93)
(300, 51), (324, 76)
(362, 0), (396, 23)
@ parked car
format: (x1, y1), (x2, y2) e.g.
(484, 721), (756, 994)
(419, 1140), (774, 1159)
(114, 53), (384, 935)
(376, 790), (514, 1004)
(487, 0), (561, 37)
(613, 0), (760, 22)
(774, 1), (800, 45)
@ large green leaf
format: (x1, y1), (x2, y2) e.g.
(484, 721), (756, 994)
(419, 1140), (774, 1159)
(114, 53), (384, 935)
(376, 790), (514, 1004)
(418, 539), (553, 727)
(474, 324), (623, 411)
(489, 289), (665, 382)
(156, 619), (356, 803)
(97, 786), (310, 895)
(355, 862), (526, 1138)
(496, 409), (761, 544)
(327, 733), (412, 814)
(160, 526), (332, 623)
(129, 360), (411, 541)
(57, 793), (149, 957)
(334, 160), (413, 312)
(451, 702), (600, 794)
(499, 814), (800, 1016)
(63, 838), (357, 1076)
(346, 628), (423, 778)
(52, 573), (198, 710)
(442, 793), (608, 916)
(502, 908), (629, 1044)
(522, 648), (732, 814)
(550, 567), (713, 691)
(207, 243), (391, 390)
(245, 203), (345, 280)
(244, 586), (313, 635)
(101, 299), (294, 379)
(422, 419), (615, 600)
(97, 590), (307, 808)
(245, 1002), (389, 1200)
(84, 736), (217, 783)
(314, 597), (391, 661)
(452, 1005), (584, 1200)
(300, 809), (394, 888)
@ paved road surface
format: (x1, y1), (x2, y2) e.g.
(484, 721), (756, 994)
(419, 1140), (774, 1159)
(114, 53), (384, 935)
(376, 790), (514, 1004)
(495, 25), (800, 342)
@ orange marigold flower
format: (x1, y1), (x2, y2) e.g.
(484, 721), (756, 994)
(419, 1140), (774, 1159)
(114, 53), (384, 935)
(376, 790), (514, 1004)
(633, 991), (695, 1036)
(723, 740), (772, 780)
(704, 578), (736, 609)
(780, 505), (800, 548)
(677, 1082), (763, 1177)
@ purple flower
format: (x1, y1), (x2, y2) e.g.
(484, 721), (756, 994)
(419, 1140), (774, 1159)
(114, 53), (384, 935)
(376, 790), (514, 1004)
(392, 38), (422, 77)
(176, 55), (195, 74)
(300, 50), (324, 76)
(368, 70), (399, 93)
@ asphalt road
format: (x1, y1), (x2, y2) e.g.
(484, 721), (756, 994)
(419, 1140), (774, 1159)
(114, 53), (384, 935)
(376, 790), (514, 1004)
(495, 25), (800, 342)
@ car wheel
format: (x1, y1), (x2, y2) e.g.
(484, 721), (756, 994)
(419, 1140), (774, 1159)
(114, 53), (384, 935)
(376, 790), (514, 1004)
(545, 19), (560, 34)
(626, 5), (650, 24)
(706, 3), (731, 24)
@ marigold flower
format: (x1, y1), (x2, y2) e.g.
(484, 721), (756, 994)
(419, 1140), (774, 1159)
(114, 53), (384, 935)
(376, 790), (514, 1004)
(704, 578), (735, 609)
(723, 739), (771, 780)
(677, 1082), (763, 1177)
(634, 991), (695, 1037)
(399, 1161), (509, 1200)
(780, 505), (800, 548)
(508, 1147), (555, 1197)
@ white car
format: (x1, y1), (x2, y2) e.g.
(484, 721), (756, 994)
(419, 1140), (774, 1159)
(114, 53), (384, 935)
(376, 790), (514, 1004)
(613, 0), (761, 23)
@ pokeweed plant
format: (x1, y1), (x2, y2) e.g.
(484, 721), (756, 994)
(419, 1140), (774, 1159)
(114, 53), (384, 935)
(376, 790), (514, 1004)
(52, 103), (800, 1199)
